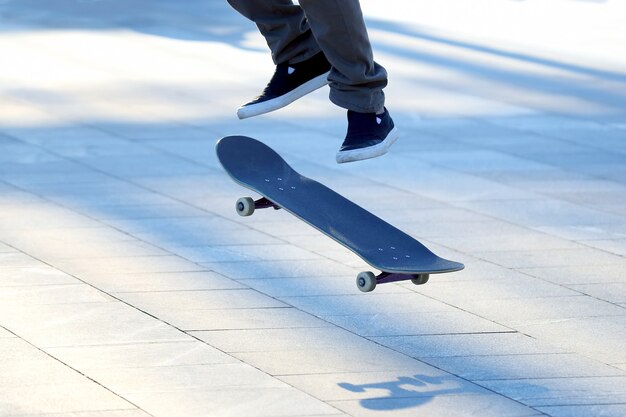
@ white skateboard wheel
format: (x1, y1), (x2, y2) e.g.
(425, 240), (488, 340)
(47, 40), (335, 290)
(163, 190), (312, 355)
(236, 197), (255, 217)
(356, 271), (377, 292)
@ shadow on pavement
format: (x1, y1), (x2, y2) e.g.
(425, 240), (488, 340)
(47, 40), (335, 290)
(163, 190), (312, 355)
(338, 374), (468, 410)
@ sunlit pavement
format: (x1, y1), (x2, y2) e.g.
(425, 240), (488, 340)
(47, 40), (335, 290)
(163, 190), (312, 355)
(1, 1), (625, 416)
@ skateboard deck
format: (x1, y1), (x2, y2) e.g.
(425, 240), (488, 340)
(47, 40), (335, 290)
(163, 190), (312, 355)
(216, 135), (464, 292)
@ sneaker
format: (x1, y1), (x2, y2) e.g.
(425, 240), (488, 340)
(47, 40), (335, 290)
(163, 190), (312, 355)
(336, 108), (399, 163)
(237, 52), (331, 119)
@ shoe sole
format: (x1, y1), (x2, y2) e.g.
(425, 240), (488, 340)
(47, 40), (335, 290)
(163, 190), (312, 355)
(237, 71), (330, 119)
(335, 127), (400, 164)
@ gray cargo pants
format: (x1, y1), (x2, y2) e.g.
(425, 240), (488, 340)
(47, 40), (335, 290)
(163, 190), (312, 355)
(226, 0), (387, 113)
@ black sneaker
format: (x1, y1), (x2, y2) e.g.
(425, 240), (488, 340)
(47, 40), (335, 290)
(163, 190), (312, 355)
(336, 108), (399, 163)
(237, 52), (331, 119)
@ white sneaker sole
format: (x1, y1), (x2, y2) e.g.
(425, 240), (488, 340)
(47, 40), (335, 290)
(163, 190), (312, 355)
(237, 71), (330, 119)
(335, 127), (400, 164)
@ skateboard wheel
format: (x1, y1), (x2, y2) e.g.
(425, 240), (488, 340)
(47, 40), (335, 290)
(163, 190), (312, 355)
(236, 197), (255, 217)
(356, 271), (376, 292)
(411, 274), (429, 285)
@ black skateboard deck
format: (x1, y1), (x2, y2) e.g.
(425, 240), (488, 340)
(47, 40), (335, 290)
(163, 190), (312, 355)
(216, 135), (464, 292)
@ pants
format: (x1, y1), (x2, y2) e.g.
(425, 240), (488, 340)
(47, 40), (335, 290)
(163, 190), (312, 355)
(227, 0), (387, 113)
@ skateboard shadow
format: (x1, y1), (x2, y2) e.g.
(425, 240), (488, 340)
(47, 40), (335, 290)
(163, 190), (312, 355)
(338, 373), (468, 411)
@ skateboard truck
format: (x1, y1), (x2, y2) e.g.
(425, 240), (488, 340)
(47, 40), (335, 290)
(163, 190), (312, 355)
(356, 271), (429, 293)
(236, 197), (281, 217)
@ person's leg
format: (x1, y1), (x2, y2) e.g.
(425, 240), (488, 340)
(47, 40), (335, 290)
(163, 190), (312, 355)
(298, 0), (387, 113)
(227, 0), (332, 119)
(298, 0), (398, 163)
(227, 0), (319, 65)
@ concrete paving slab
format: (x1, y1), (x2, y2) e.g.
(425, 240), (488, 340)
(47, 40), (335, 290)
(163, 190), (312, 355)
(170, 243), (323, 263)
(45, 340), (238, 370)
(580, 238), (626, 257)
(372, 333), (567, 358)
(15, 411), (152, 417)
(0, 338), (96, 388)
(0, 327), (14, 338)
(0, 266), (78, 287)
(82, 271), (244, 293)
(536, 404), (626, 417)
(322, 311), (511, 337)
(0, 253), (45, 268)
(234, 346), (431, 376)
(0, 383), (134, 416)
(124, 387), (343, 417)
(479, 376), (626, 407)
(0, 284), (113, 306)
(448, 295), (625, 326)
(474, 247), (625, 269)
(520, 264), (626, 285)
(192, 327), (372, 353)
(412, 275), (580, 302)
(423, 353), (624, 381)
(241, 276), (410, 298)
(512, 316), (626, 364)
(567, 282), (626, 303)
(84, 363), (288, 393)
(432, 231), (585, 253)
(161, 306), (326, 332)
(50, 255), (208, 276)
(1, 302), (188, 348)
(22, 239), (171, 260)
(115, 289), (287, 312)
(328, 393), (542, 417)
(135, 226), (285, 248)
(203, 259), (360, 280)
(279, 370), (488, 402)
(282, 292), (456, 317)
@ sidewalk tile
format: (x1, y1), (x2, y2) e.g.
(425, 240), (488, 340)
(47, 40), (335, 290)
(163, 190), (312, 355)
(328, 393), (541, 417)
(0, 284), (113, 306)
(0, 266), (78, 287)
(372, 333), (566, 358)
(479, 376), (626, 406)
(168, 307), (328, 331)
(125, 387), (341, 417)
(235, 346), (427, 376)
(242, 276), (410, 297)
(536, 404), (626, 417)
(278, 370), (488, 402)
(45, 341), (238, 370)
(520, 264), (626, 285)
(115, 289), (287, 312)
(321, 311), (510, 337)
(192, 327), (369, 353)
(567, 282), (626, 303)
(170, 244), (322, 263)
(423, 353), (624, 381)
(512, 316), (626, 364)
(449, 295), (625, 325)
(203, 259), (358, 280)
(83, 271), (244, 293)
(0, 302), (187, 348)
(83, 363), (286, 393)
(50, 255), (207, 275)
(282, 292), (456, 317)
(0, 383), (133, 416)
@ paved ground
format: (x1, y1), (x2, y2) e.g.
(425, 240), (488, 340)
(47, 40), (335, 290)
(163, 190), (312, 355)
(1, 1), (625, 416)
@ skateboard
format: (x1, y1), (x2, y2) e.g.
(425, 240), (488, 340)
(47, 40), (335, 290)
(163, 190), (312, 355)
(215, 135), (464, 292)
